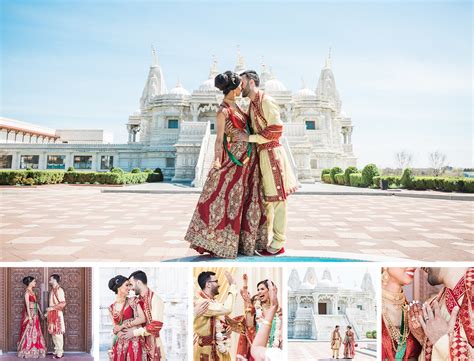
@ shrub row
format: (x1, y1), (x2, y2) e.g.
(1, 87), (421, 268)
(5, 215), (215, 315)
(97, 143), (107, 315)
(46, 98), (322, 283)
(366, 330), (377, 339)
(0, 169), (161, 186)
(407, 177), (474, 193)
(322, 165), (474, 193)
(0, 170), (65, 186)
(63, 171), (148, 185)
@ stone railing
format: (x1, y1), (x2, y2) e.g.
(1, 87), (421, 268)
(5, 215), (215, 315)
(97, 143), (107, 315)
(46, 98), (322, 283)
(312, 313), (350, 341)
(344, 307), (375, 339)
(192, 122), (211, 187)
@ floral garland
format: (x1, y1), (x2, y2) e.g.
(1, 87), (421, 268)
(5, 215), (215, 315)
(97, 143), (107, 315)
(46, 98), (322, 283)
(215, 318), (231, 354)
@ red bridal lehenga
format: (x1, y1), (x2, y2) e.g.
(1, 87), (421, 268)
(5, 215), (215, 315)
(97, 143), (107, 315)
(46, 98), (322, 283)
(17, 291), (46, 358)
(343, 330), (356, 359)
(185, 102), (267, 258)
(109, 299), (144, 361)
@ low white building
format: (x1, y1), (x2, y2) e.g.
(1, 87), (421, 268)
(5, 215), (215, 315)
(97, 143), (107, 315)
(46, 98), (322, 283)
(288, 268), (376, 341)
(0, 48), (357, 181)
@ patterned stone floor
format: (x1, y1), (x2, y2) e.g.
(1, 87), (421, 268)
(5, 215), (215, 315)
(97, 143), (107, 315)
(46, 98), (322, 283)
(1, 185), (473, 262)
(288, 341), (376, 360)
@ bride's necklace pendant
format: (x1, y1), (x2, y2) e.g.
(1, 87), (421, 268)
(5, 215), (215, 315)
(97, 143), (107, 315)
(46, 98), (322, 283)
(242, 157), (250, 166)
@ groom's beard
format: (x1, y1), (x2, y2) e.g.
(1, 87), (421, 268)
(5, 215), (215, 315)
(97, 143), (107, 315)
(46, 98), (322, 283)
(242, 85), (250, 98)
(426, 268), (443, 286)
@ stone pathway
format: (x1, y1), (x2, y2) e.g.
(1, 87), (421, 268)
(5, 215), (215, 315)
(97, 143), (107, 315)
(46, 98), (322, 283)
(1, 185), (472, 262)
(288, 341), (376, 360)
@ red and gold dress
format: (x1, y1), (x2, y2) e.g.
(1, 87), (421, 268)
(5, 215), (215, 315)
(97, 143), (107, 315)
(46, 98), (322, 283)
(343, 330), (356, 359)
(381, 319), (422, 360)
(109, 299), (144, 361)
(185, 102), (267, 258)
(17, 291), (46, 359)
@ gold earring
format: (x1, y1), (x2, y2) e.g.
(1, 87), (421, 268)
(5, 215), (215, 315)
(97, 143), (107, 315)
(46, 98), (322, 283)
(382, 268), (390, 286)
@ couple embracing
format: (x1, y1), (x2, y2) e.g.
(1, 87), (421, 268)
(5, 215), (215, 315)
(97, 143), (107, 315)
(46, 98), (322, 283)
(185, 69), (297, 259)
(107, 270), (165, 361)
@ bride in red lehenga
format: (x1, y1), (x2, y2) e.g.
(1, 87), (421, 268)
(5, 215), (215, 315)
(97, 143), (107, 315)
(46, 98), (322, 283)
(17, 276), (46, 359)
(185, 70), (267, 259)
(108, 275), (146, 361)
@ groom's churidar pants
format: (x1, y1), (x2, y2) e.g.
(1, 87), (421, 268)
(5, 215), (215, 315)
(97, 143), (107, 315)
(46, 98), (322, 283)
(52, 334), (64, 357)
(265, 200), (287, 250)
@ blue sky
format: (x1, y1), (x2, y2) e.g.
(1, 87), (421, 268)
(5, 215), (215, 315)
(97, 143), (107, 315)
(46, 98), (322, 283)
(1, 0), (472, 167)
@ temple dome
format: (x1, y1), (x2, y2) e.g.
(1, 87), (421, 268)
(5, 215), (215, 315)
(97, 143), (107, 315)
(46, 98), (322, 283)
(265, 78), (287, 92)
(169, 80), (190, 96)
(198, 57), (220, 92)
(318, 279), (334, 287)
(295, 88), (316, 97)
(299, 282), (315, 290)
(199, 78), (219, 92)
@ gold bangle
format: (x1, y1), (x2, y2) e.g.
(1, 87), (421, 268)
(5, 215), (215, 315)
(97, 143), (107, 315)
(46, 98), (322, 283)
(261, 319), (272, 327)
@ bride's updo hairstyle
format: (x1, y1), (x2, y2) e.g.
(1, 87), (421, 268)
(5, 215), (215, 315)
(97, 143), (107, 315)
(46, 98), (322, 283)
(22, 276), (35, 286)
(214, 71), (241, 95)
(108, 275), (128, 294)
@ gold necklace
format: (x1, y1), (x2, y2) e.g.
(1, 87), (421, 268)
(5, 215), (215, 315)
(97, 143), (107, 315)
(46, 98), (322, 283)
(382, 288), (406, 305)
(382, 305), (409, 353)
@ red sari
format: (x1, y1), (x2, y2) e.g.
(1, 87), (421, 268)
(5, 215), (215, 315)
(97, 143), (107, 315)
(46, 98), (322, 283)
(343, 330), (356, 359)
(185, 103), (267, 258)
(109, 299), (144, 361)
(382, 319), (422, 361)
(17, 291), (46, 359)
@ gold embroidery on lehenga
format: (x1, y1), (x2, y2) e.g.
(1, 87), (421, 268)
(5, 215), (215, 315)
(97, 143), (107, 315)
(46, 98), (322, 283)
(185, 102), (268, 258)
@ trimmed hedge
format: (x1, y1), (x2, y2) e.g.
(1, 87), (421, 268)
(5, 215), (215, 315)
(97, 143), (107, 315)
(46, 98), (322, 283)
(323, 166), (474, 193)
(400, 168), (414, 188)
(349, 173), (363, 187)
(361, 164), (380, 187)
(366, 330), (377, 339)
(64, 171), (148, 185)
(0, 170), (149, 185)
(330, 166), (343, 183)
(335, 173), (345, 185)
(0, 170), (65, 185)
(408, 177), (474, 193)
(322, 174), (332, 184)
(373, 176), (402, 188)
(344, 166), (358, 186)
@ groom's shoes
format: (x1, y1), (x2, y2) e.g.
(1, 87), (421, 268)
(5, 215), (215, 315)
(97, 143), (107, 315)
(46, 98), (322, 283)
(255, 247), (285, 257)
(53, 355), (63, 359)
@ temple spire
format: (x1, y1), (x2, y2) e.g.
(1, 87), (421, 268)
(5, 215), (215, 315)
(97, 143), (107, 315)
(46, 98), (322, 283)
(151, 44), (158, 67)
(325, 47), (332, 69)
(209, 55), (218, 79)
(235, 45), (245, 73)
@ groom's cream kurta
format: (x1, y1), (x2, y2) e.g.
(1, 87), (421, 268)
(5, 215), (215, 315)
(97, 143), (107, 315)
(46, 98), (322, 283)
(48, 286), (66, 357)
(193, 284), (238, 361)
(133, 290), (166, 361)
(248, 91), (297, 250)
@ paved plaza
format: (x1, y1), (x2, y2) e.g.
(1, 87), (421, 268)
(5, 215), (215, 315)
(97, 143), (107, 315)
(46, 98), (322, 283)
(0, 184), (472, 262)
(288, 341), (376, 360)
